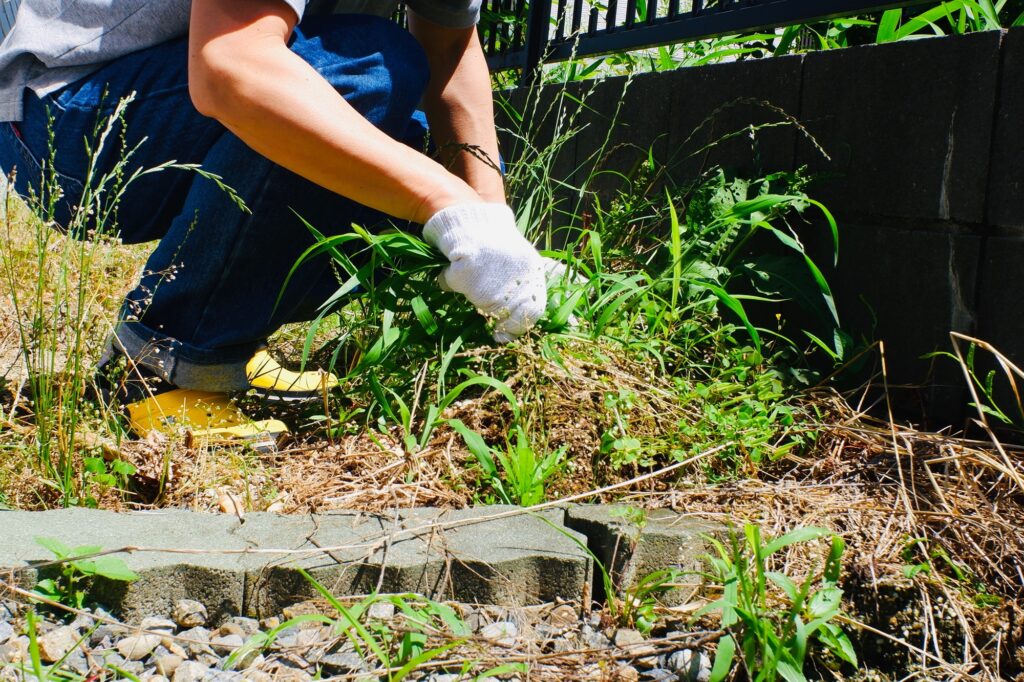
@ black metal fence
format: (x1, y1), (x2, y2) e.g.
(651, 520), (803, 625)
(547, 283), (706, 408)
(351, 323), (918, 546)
(481, 0), (932, 79)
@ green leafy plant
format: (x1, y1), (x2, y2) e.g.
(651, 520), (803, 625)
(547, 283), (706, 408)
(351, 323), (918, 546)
(31, 536), (139, 610)
(697, 525), (856, 682)
(877, 0), (1023, 41)
(619, 567), (685, 634)
(449, 420), (566, 505)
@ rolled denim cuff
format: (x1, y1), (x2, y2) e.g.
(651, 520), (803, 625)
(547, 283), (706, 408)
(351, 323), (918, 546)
(105, 320), (253, 392)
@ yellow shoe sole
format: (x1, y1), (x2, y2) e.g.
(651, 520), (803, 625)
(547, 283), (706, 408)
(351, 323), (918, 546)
(245, 349), (339, 402)
(125, 388), (288, 451)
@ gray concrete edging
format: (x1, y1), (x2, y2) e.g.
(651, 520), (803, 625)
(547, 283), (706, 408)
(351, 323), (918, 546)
(0, 505), (717, 623)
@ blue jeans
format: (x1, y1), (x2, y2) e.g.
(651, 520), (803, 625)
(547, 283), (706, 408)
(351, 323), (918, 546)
(0, 14), (430, 391)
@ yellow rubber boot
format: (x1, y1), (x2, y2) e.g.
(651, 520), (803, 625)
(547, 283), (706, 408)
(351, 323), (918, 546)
(245, 349), (339, 402)
(125, 388), (288, 451)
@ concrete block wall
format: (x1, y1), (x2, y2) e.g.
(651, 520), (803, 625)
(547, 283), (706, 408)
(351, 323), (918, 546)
(496, 28), (1024, 426)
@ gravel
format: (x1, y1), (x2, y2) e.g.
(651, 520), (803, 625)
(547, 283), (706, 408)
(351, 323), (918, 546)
(172, 600), (208, 629)
(36, 625), (78, 663)
(0, 597), (717, 681)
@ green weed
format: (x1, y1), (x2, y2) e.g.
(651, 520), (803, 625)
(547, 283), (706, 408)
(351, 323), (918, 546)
(31, 536), (138, 610)
(449, 419), (566, 505)
(697, 525), (856, 682)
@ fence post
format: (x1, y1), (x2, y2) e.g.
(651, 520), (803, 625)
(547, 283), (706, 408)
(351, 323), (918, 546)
(521, 0), (553, 86)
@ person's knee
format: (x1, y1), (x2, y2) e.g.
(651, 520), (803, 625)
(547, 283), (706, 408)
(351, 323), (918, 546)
(292, 15), (429, 136)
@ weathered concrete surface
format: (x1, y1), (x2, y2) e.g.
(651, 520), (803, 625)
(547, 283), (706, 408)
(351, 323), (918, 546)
(564, 505), (721, 606)
(0, 507), (592, 622)
(494, 28), (1024, 426)
(987, 28), (1024, 229)
(798, 30), (1001, 224)
(242, 506), (591, 618)
(0, 509), (248, 624)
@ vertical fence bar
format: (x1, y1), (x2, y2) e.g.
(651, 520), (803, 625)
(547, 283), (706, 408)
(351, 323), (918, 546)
(503, 0), (513, 51)
(513, 0), (526, 50)
(521, 0), (553, 85)
(487, 0), (929, 72)
(625, 0), (637, 27)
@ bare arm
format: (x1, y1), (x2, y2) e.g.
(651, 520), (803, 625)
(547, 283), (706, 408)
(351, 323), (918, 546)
(187, 0), (481, 225)
(408, 12), (505, 204)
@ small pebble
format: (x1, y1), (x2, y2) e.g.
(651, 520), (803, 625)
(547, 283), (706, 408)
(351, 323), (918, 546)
(614, 628), (645, 648)
(0, 640), (24, 665)
(154, 653), (184, 676)
(534, 622), (556, 639)
(641, 670), (678, 682)
(548, 604), (577, 628)
(614, 664), (640, 682)
(582, 629), (611, 649)
(367, 602), (395, 620)
(462, 607), (481, 632)
(216, 622), (244, 638)
(320, 651), (366, 673)
(171, 661), (209, 682)
(90, 624), (124, 647)
(205, 672), (244, 682)
(0, 622), (13, 645)
(140, 616), (177, 634)
(121, 660), (146, 676)
(38, 626), (79, 663)
(178, 626), (214, 657)
(479, 620), (517, 646)
(549, 637), (577, 653)
(238, 652), (265, 670)
(244, 671), (273, 682)
(210, 633), (244, 654)
(161, 639), (189, 659)
(70, 613), (95, 631)
(224, 617), (260, 637)
(172, 600), (208, 629)
(117, 634), (162, 661)
(64, 648), (89, 676)
(665, 649), (712, 682)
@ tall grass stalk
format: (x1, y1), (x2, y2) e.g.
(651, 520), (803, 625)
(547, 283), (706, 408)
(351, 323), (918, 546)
(0, 94), (246, 506)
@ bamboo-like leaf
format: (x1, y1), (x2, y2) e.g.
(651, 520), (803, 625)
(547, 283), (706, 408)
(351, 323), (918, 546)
(763, 527), (833, 556)
(708, 633), (736, 682)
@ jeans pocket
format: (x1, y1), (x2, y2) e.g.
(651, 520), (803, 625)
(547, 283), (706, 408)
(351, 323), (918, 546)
(0, 117), (85, 233)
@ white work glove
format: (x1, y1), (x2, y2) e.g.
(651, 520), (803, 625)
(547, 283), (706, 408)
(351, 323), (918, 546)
(423, 203), (549, 343)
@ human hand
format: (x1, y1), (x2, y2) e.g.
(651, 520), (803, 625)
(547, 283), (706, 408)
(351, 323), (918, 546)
(423, 203), (547, 343)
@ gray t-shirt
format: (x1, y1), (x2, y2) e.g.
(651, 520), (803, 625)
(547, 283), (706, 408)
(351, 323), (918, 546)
(0, 0), (480, 121)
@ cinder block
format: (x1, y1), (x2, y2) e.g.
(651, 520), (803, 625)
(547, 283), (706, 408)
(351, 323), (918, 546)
(667, 53), (803, 184)
(974, 235), (1024, 371)
(243, 506), (593, 617)
(986, 28), (1024, 229)
(797, 31), (1001, 223)
(564, 505), (721, 606)
(0, 509), (248, 625)
(806, 223), (980, 424)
